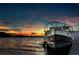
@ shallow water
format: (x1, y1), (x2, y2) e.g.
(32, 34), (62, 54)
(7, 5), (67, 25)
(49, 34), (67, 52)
(0, 37), (78, 55)
(69, 39), (79, 55)
(0, 37), (46, 55)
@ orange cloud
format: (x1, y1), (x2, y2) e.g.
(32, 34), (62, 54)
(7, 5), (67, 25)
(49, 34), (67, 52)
(0, 25), (8, 29)
(7, 30), (19, 34)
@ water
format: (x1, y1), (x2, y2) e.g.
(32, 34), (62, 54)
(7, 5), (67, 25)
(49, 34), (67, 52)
(0, 37), (46, 55)
(0, 37), (79, 55)
(69, 39), (79, 55)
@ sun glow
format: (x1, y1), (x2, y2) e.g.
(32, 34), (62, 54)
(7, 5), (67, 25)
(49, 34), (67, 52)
(0, 23), (45, 36)
(20, 28), (44, 36)
(18, 23), (45, 36)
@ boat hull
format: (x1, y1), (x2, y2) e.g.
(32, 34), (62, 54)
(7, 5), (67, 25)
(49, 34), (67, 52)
(44, 34), (72, 55)
(45, 43), (72, 55)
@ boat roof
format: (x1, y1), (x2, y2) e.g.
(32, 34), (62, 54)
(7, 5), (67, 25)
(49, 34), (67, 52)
(46, 21), (69, 27)
(45, 21), (72, 31)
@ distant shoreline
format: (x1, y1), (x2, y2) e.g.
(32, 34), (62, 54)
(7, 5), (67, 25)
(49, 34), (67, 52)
(0, 32), (45, 38)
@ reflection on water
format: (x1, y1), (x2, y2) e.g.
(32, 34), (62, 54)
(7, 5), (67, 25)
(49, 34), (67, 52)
(0, 37), (46, 55)
(0, 37), (79, 55)
(69, 38), (79, 55)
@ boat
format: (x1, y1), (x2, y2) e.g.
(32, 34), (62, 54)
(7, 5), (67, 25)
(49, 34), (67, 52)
(43, 22), (73, 55)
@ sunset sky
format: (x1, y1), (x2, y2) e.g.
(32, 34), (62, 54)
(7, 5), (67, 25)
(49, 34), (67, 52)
(0, 3), (79, 36)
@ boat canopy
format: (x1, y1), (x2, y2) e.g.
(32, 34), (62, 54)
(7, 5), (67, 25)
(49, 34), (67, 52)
(45, 22), (72, 31)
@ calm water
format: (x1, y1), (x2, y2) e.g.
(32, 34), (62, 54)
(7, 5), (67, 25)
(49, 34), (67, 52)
(69, 39), (79, 55)
(0, 37), (46, 55)
(0, 37), (78, 55)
